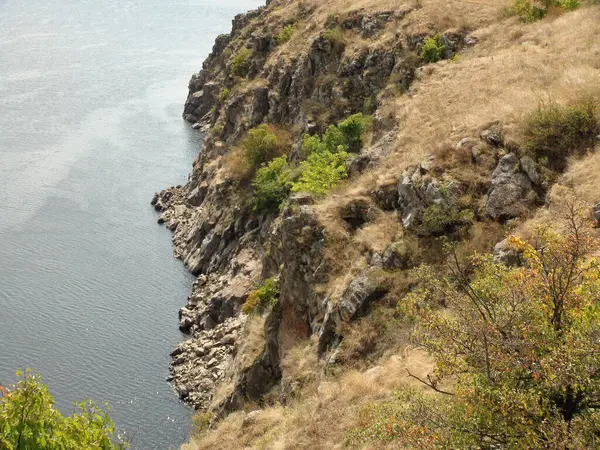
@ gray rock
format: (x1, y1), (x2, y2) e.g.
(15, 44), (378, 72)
(484, 153), (534, 221)
(397, 172), (426, 228)
(520, 156), (541, 186)
(382, 240), (414, 270)
(480, 123), (504, 147)
(493, 239), (523, 267)
(319, 268), (388, 353)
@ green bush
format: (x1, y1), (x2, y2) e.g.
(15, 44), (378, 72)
(292, 149), (349, 196)
(417, 201), (474, 237)
(524, 98), (600, 170)
(252, 156), (294, 213)
(241, 124), (288, 168)
(276, 24), (296, 44)
(509, 0), (585, 22)
(0, 370), (128, 449)
(323, 27), (344, 44)
(420, 34), (445, 63)
(338, 113), (371, 153)
(242, 277), (279, 315)
(230, 48), (252, 77)
(560, 0), (580, 10)
(218, 87), (230, 103)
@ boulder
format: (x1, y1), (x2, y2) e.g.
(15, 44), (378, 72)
(493, 238), (523, 267)
(484, 153), (534, 221)
(382, 240), (414, 270)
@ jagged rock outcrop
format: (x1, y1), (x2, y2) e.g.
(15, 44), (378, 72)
(484, 153), (541, 221)
(155, 0), (483, 413)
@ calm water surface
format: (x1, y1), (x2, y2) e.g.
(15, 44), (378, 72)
(0, 0), (262, 448)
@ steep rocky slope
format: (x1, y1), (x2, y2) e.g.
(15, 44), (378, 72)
(153, 0), (600, 447)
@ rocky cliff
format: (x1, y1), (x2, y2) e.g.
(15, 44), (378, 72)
(154, 0), (600, 447)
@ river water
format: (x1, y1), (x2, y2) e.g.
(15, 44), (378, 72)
(0, 0), (261, 448)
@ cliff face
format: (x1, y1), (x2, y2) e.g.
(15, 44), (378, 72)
(153, 0), (479, 412)
(154, 0), (600, 446)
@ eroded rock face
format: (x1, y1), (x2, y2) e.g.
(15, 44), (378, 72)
(156, 1), (478, 414)
(484, 153), (538, 221)
(318, 268), (388, 353)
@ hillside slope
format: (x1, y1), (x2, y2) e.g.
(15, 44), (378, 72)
(153, 0), (600, 448)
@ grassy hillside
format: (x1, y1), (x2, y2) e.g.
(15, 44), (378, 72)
(172, 1), (600, 448)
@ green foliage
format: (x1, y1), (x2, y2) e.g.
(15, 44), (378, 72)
(509, 0), (586, 21)
(420, 34), (445, 63)
(291, 114), (370, 196)
(230, 48), (252, 77)
(323, 27), (343, 44)
(218, 88), (230, 103)
(291, 149), (348, 196)
(560, 0), (581, 10)
(252, 156), (294, 213)
(355, 207), (600, 449)
(0, 370), (128, 449)
(241, 124), (288, 168)
(524, 98), (600, 170)
(276, 24), (296, 45)
(337, 113), (371, 153)
(417, 193), (473, 237)
(211, 124), (224, 139)
(242, 278), (280, 315)
(511, 0), (548, 22)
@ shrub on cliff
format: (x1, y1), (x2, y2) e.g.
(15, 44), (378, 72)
(242, 278), (279, 315)
(291, 114), (370, 196)
(0, 370), (128, 449)
(420, 34), (445, 63)
(242, 124), (290, 168)
(276, 24), (296, 45)
(292, 150), (349, 196)
(524, 98), (600, 170)
(508, 0), (587, 21)
(350, 204), (600, 448)
(218, 88), (230, 103)
(252, 156), (294, 213)
(230, 48), (252, 77)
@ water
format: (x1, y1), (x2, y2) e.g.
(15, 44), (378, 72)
(0, 0), (262, 448)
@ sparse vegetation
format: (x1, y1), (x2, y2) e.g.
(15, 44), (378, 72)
(275, 24), (297, 44)
(230, 48), (252, 77)
(323, 27), (344, 45)
(508, 0), (592, 21)
(417, 192), (474, 237)
(523, 98), (600, 170)
(211, 124), (224, 138)
(252, 156), (294, 213)
(420, 34), (445, 63)
(0, 370), (128, 449)
(218, 88), (230, 103)
(242, 278), (280, 315)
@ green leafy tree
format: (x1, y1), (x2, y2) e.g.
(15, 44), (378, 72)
(241, 124), (288, 168)
(0, 370), (128, 449)
(252, 156), (294, 213)
(292, 150), (348, 196)
(353, 203), (600, 448)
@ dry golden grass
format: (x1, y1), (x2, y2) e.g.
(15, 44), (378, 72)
(189, 347), (434, 450)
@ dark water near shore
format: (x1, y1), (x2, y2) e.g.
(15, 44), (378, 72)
(0, 0), (262, 448)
